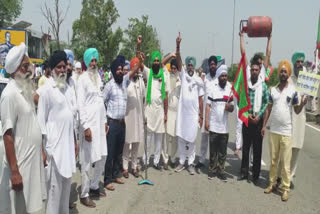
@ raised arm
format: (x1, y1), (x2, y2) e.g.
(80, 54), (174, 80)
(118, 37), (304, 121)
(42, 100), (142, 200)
(239, 31), (247, 63)
(176, 32), (182, 71)
(136, 35), (142, 57)
(263, 34), (272, 69)
(129, 52), (145, 79)
(162, 52), (176, 68)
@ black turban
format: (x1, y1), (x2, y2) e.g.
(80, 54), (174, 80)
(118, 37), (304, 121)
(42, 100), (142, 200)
(49, 50), (67, 69)
(170, 58), (178, 68)
(111, 55), (126, 76)
(208, 55), (217, 66)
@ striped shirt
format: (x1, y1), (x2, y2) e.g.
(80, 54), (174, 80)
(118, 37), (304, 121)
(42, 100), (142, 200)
(103, 74), (130, 120)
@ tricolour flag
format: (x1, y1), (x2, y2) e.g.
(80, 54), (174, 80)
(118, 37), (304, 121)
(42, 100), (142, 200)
(231, 54), (251, 127)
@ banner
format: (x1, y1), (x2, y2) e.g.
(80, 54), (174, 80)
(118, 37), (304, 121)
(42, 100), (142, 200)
(297, 70), (320, 96)
(0, 28), (27, 72)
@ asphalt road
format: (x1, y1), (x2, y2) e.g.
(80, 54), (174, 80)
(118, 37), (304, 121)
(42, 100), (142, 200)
(38, 113), (320, 214)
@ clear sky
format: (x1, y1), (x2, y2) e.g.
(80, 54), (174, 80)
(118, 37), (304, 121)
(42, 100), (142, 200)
(18, 0), (320, 67)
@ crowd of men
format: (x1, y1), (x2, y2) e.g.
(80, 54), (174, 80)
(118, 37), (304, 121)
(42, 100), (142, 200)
(0, 31), (314, 214)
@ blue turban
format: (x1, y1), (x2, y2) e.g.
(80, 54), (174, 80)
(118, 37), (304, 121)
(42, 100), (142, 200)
(111, 55), (125, 75)
(185, 56), (196, 67)
(125, 60), (130, 70)
(291, 52), (305, 65)
(84, 48), (99, 67)
(64, 49), (74, 65)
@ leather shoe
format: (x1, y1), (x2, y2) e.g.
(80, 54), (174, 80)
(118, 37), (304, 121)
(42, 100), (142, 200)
(80, 197), (96, 208)
(264, 185), (274, 194)
(89, 188), (106, 197)
(123, 170), (129, 179)
(114, 178), (125, 184)
(237, 174), (248, 181)
(105, 184), (115, 191)
(163, 163), (169, 170)
(132, 169), (139, 178)
(281, 190), (289, 201)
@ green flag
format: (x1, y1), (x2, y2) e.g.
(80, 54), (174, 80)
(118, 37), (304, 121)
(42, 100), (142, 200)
(231, 54), (251, 127)
(265, 66), (274, 81)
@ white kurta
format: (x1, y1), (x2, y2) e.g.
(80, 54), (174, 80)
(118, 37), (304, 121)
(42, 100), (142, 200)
(201, 72), (215, 133)
(144, 66), (169, 133)
(37, 80), (76, 178)
(125, 77), (145, 144)
(290, 76), (306, 149)
(0, 80), (44, 213)
(176, 68), (205, 143)
(166, 71), (181, 137)
(77, 72), (107, 167)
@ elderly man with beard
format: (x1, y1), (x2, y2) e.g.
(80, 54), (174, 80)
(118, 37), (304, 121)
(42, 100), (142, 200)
(175, 33), (204, 175)
(205, 65), (234, 181)
(77, 48), (108, 208)
(262, 60), (307, 202)
(104, 54), (143, 188)
(0, 43), (45, 214)
(196, 55), (218, 169)
(238, 59), (269, 184)
(122, 57), (145, 178)
(142, 50), (169, 171)
(37, 50), (77, 214)
(161, 57), (181, 169)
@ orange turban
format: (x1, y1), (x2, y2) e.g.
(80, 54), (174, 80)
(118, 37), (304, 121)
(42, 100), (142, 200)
(130, 57), (139, 70)
(278, 60), (292, 77)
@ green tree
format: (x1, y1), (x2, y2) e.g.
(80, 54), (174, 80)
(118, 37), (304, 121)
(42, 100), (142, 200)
(228, 63), (239, 82)
(71, 0), (122, 68)
(119, 15), (160, 67)
(0, 0), (22, 27)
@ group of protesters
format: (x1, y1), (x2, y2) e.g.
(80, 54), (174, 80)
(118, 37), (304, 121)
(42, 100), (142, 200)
(0, 30), (316, 214)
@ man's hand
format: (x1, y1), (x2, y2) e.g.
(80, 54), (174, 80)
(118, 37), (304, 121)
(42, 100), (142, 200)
(84, 128), (92, 142)
(105, 123), (109, 135)
(302, 95), (308, 106)
(252, 116), (260, 124)
(248, 114), (254, 124)
(239, 31), (244, 37)
(224, 103), (232, 112)
(164, 114), (167, 124)
(138, 52), (145, 62)
(199, 117), (203, 128)
(74, 142), (78, 158)
(137, 35), (142, 45)
(11, 170), (23, 191)
(170, 52), (177, 59)
(176, 32), (182, 47)
(42, 149), (47, 167)
(261, 126), (266, 137)
(205, 120), (209, 132)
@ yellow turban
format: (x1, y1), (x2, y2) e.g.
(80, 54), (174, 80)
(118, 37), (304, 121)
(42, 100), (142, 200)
(278, 60), (292, 77)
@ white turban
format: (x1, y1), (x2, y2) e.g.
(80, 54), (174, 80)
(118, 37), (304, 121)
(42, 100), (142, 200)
(75, 61), (81, 69)
(5, 43), (28, 74)
(216, 64), (228, 78)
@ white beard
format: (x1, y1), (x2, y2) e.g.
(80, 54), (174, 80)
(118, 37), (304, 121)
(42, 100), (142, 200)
(14, 70), (35, 105)
(88, 66), (99, 87)
(53, 71), (67, 90)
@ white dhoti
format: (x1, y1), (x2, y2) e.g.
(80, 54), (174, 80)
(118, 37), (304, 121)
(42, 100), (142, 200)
(143, 130), (163, 165)
(46, 159), (71, 214)
(80, 156), (106, 198)
(161, 133), (178, 164)
(123, 143), (140, 170)
(178, 137), (196, 166)
(199, 132), (209, 164)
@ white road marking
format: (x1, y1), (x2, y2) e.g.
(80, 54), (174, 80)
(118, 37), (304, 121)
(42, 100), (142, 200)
(306, 123), (320, 132)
